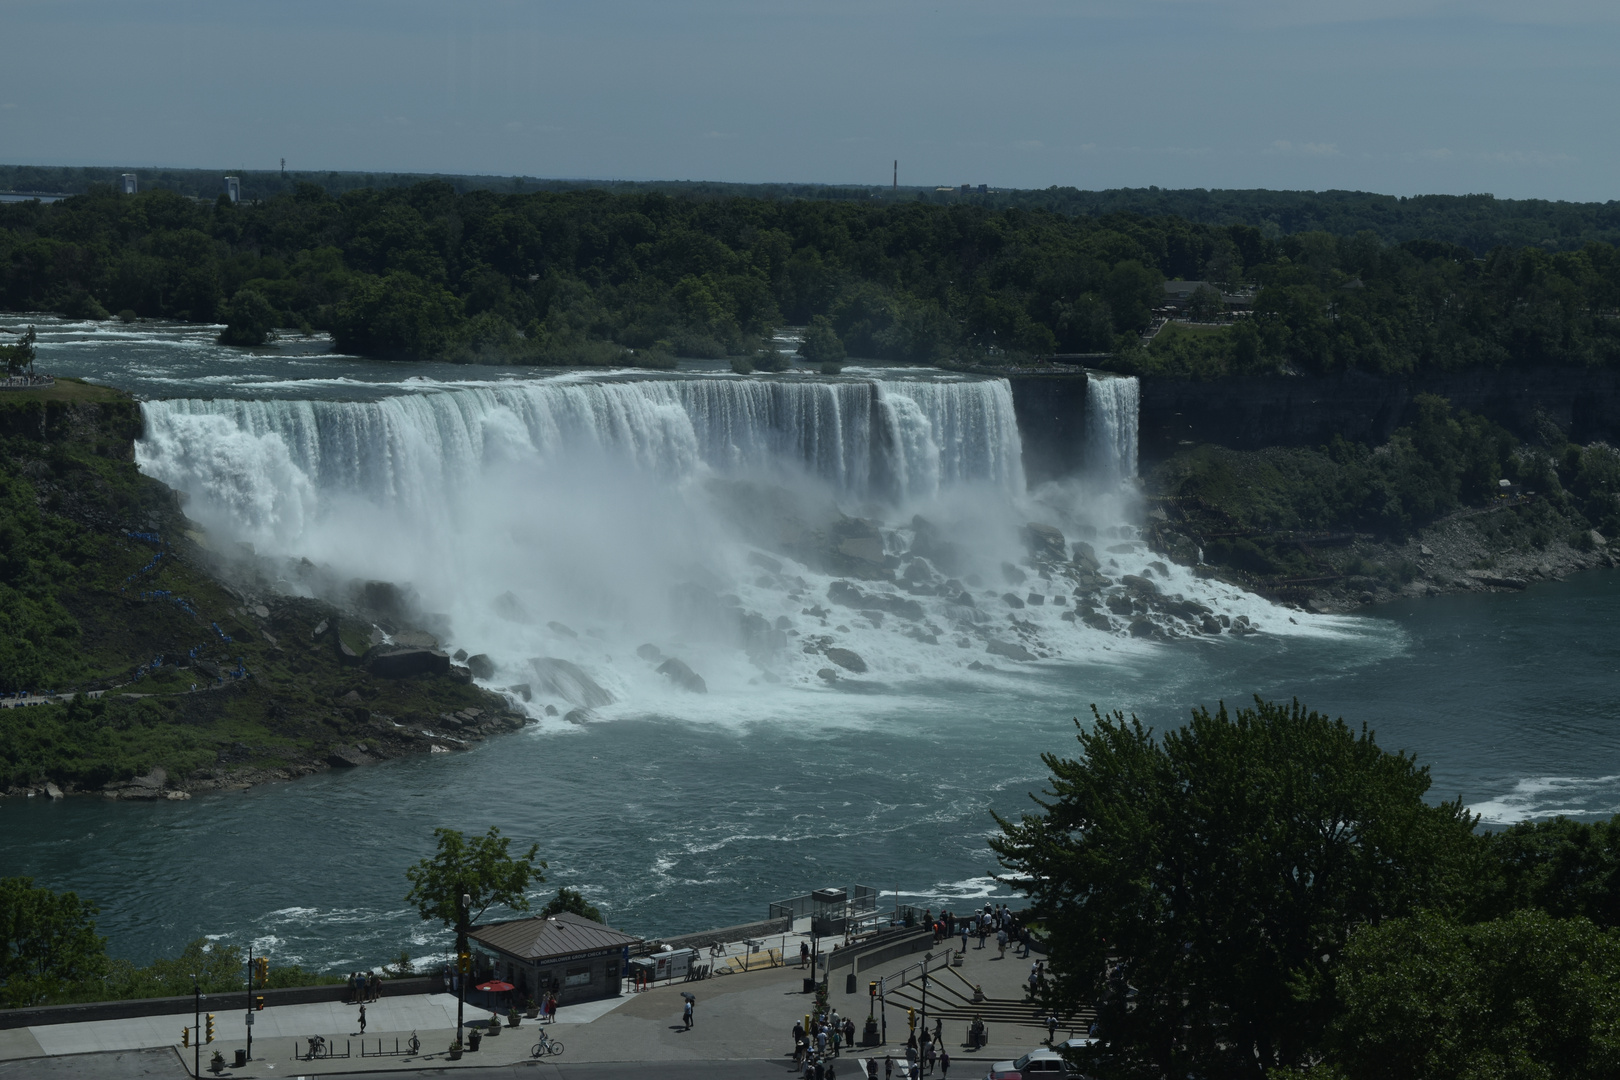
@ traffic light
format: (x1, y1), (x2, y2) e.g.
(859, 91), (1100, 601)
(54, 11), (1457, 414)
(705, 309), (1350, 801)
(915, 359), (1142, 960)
(181, 1027), (190, 1048)
(457, 950), (472, 974)
(907, 1007), (916, 1030)
(255, 995), (265, 1012)
(253, 957), (268, 983)
(869, 981), (877, 998)
(205, 1014), (215, 1043)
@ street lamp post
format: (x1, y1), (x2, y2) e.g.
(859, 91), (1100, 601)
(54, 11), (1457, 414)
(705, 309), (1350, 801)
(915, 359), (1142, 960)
(921, 952), (932, 1038)
(191, 973), (200, 1080)
(457, 892), (471, 1040)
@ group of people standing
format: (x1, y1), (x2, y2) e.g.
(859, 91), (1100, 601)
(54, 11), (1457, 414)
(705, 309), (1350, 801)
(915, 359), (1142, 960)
(794, 1010), (858, 1074)
(347, 970), (381, 1003)
(922, 903), (1031, 959)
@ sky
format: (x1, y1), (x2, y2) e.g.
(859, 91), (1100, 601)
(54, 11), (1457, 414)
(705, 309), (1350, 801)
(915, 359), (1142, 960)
(2, 0), (1616, 202)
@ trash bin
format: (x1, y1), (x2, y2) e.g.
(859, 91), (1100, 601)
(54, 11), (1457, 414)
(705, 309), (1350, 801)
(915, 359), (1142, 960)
(846, 972), (857, 995)
(234, 1049), (247, 1068)
(803, 977), (817, 993)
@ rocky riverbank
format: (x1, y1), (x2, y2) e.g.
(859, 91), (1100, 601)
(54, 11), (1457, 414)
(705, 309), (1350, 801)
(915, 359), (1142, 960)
(0, 382), (530, 802)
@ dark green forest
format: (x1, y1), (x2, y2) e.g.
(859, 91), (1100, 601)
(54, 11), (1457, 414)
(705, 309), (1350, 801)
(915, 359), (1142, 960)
(3, 181), (1620, 374)
(8, 164), (1620, 252)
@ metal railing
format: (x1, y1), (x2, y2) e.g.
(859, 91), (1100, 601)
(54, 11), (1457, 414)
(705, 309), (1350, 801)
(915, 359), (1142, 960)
(295, 1037), (351, 1061)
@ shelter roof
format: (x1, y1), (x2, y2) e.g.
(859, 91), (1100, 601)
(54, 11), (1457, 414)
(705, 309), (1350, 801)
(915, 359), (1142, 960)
(469, 911), (641, 961)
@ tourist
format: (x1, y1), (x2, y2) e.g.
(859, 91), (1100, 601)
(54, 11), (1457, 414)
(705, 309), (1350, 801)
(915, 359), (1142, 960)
(817, 1026), (827, 1056)
(683, 997), (693, 1029)
(844, 1016), (856, 1049)
(801, 942), (811, 968)
(939, 1050), (950, 1078)
(1046, 1013), (1058, 1043)
(996, 926), (1008, 958)
(358, 1003), (367, 1034)
(958, 922), (968, 953)
(885, 1054), (894, 1080)
(977, 922), (987, 950)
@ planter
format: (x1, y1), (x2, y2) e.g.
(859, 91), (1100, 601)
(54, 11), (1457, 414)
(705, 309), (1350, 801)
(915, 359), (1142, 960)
(526, 1008), (540, 1019)
(485, 1020), (500, 1036)
(448, 1048), (463, 1060)
(467, 1030), (482, 1052)
(508, 1014), (521, 1028)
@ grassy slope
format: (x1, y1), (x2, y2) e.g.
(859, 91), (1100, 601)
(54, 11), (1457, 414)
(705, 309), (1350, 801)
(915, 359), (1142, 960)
(0, 383), (517, 793)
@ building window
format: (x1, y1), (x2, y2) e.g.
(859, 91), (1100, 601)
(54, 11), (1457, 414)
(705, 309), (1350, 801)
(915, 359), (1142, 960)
(564, 966), (591, 988)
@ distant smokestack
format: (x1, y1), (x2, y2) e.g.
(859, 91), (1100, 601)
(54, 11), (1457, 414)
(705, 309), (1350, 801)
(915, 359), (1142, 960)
(893, 160), (897, 190)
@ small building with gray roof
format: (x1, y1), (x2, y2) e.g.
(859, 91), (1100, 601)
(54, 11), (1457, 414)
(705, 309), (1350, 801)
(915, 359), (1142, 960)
(468, 911), (641, 1005)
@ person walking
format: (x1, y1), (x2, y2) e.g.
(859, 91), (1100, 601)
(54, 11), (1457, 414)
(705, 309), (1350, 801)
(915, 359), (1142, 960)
(977, 922), (987, 950)
(958, 922), (968, 954)
(1046, 1013), (1059, 1044)
(939, 1050), (950, 1078)
(996, 927), (1008, 959)
(884, 1054), (894, 1080)
(358, 1003), (367, 1035)
(683, 997), (694, 1029)
(801, 942), (811, 969)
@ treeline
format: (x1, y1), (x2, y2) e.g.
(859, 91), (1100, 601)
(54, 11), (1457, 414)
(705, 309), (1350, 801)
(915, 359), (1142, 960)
(995, 699), (1620, 1080)
(3, 182), (1620, 374)
(10, 165), (1620, 253)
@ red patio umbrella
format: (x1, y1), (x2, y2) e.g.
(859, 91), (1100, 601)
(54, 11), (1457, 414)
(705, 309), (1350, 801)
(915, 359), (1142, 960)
(476, 980), (515, 993)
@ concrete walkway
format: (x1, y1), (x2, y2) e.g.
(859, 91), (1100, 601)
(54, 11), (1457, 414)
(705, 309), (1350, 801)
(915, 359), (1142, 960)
(1, 923), (1056, 1076)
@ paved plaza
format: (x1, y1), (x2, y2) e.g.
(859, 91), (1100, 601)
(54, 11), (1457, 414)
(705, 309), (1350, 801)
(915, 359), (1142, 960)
(0, 926), (1068, 1077)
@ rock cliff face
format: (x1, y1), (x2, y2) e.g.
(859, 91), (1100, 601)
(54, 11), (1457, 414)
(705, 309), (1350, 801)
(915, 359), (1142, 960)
(1132, 369), (1620, 465)
(1004, 368), (1620, 478)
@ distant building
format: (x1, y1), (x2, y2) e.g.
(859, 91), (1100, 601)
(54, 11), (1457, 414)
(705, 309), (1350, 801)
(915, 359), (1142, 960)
(978, 184), (988, 194)
(960, 184), (971, 194)
(119, 173), (137, 195)
(468, 911), (641, 1005)
(223, 176), (241, 203)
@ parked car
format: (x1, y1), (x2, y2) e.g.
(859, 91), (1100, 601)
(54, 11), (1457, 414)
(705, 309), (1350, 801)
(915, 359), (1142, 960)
(983, 1048), (1081, 1079)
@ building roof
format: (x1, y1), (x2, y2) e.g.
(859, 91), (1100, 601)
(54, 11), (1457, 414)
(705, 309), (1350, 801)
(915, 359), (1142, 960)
(469, 911), (641, 962)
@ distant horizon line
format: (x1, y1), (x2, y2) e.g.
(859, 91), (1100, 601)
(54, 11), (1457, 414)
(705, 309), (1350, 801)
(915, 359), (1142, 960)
(4, 162), (1615, 206)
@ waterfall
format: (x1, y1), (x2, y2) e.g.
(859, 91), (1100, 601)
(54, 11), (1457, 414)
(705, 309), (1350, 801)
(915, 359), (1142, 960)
(1085, 373), (1139, 483)
(137, 374), (1026, 548)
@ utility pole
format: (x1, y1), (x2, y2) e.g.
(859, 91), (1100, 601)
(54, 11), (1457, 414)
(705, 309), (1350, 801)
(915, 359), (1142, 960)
(280, 158), (286, 180)
(457, 891), (471, 1042)
(893, 160), (897, 190)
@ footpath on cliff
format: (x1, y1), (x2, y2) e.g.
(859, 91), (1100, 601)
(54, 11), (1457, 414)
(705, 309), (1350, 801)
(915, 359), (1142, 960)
(0, 924), (1071, 1076)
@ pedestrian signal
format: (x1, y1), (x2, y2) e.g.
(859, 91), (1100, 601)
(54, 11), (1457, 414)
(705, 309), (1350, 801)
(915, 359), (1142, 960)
(205, 1013), (215, 1042)
(181, 1027), (189, 1048)
(255, 995), (265, 1011)
(869, 981), (877, 997)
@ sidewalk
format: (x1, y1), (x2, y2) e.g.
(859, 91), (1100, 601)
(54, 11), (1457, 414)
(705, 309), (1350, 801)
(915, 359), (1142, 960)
(0, 924), (1060, 1074)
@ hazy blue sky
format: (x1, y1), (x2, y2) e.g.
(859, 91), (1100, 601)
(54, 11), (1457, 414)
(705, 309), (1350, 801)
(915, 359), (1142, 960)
(3, 0), (1615, 201)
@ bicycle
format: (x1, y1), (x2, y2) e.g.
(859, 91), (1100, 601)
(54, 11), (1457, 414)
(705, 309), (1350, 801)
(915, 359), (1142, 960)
(306, 1035), (327, 1060)
(531, 1030), (565, 1057)
(407, 1030), (421, 1055)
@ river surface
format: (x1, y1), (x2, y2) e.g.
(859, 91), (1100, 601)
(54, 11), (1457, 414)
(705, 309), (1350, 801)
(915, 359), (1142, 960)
(3, 317), (1617, 971)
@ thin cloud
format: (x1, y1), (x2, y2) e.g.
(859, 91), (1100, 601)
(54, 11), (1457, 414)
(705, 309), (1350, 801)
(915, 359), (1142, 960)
(1265, 139), (1341, 157)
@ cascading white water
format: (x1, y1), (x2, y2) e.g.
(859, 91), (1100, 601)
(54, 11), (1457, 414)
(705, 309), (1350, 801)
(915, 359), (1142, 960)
(137, 367), (1305, 715)
(139, 375), (1026, 545)
(1085, 373), (1140, 483)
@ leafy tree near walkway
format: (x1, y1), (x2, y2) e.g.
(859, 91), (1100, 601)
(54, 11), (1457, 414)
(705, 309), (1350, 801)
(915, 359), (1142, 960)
(990, 698), (1480, 1080)
(0, 876), (108, 1007)
(404, 827), (546, 958)
(1328, 909), (1620, 1080)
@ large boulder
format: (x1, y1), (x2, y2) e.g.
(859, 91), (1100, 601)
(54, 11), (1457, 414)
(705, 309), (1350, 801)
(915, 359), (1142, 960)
(1021, 523), (1067, 563)
(327, 746), (375, 768)
(824, 647), (868, 674)
(656, 657), (708, 693)
(466, 653), (496, 680)
(366, 647), (451, 679)
(986, 639), (1035, 662)
(530, 657), (616, 708)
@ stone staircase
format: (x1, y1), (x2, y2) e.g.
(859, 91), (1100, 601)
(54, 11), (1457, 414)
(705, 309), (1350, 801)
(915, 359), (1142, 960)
(882, 961), (1094, 1040)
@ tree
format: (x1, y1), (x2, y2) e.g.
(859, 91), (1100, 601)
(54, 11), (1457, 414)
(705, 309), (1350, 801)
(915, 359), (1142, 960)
(797, 315), (845, 364)
(0, 326), (37, 377)
(1331, 910), (1620, 1079)
(0, 876), (108, 1007)
(539, 887), (604, 924)
(990, 699), (1480, 1080)
(403, 827), (545, 956)
(217, 289), (280, 347)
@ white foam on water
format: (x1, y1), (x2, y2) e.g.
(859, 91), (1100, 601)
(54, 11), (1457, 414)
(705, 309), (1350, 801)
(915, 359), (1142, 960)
(1469, 774), (1620, 825)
